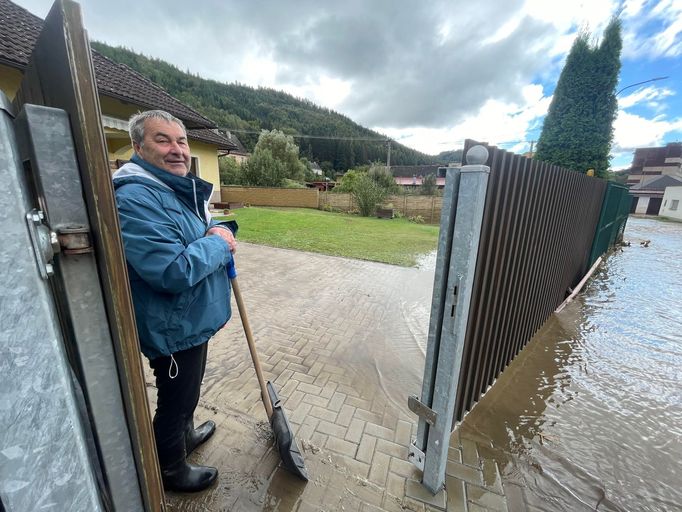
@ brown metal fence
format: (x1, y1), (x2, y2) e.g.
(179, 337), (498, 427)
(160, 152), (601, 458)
(453, 140), (606, 422)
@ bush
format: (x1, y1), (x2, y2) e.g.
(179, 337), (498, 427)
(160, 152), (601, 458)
(409, 215), (425, 224)
(282, 179), (306, 189)
(241, 148), (287, 187)
(368, 164), (399, 194)
(219, 157), (242, 185)
(353, 174), (387, 217)
(421, 174), (437, 195)
(333, 169), (365, 193)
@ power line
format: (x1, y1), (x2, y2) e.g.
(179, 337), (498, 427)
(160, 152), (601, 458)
(218, 127), (392, 142)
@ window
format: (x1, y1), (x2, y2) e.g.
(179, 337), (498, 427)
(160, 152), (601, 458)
(671, 199), (679, 211)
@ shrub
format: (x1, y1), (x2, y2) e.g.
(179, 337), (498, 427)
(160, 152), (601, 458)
(421, 174), (437, 195)
(353, 174), (387, 217)
(409, 215), (425, 224)
(219, 156), (242, 185)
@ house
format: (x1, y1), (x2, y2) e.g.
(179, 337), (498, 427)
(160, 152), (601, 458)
(218, 131), (250, 164)
(625, 142), (682, 187)
(0, 0), (239, 203)
(390, 164), (453, 190)
(659, 186), (682, 221)
(629, 175), (682, 215)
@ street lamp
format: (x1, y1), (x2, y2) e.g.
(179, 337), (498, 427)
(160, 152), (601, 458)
(616, 76), (669, 96)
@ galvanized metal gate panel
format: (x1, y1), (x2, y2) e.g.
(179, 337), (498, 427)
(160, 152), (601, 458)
(0, 94), (105, 512)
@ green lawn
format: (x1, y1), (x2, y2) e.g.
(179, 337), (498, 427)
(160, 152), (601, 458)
(217, 207), (439, 267)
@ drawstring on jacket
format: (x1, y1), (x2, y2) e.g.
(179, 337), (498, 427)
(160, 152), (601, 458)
(169, 354), (178, 379)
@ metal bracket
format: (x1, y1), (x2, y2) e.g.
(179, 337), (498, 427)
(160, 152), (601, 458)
(408, 440), (425, 471)
(408, 394), (438, 426)
(26, 209), (59, 279)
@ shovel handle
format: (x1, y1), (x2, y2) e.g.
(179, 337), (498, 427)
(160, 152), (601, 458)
(230, 276), (274, 419)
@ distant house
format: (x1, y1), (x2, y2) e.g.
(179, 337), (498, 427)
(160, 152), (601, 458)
(0, 0), (241, 203)
(625, 143), (682, 187)
(659, 186), (682, 222)
(390, 164), (457, 190)
(219, 131), (250, 164)
(629, 175), (682, 215)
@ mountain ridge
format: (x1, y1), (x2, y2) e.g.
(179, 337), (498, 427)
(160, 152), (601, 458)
(92, 42), (459, 169)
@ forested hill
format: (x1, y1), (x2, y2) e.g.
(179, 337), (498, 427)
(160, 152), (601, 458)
(92, 42), (446, 170)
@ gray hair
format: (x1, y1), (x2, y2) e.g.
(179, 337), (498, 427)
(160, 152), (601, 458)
(128, 110), (187, 146)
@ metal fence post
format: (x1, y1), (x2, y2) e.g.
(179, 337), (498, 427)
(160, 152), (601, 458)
(408, 146), (490, 494)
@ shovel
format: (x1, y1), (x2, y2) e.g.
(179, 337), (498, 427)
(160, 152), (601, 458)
(227, 261), (309, 481)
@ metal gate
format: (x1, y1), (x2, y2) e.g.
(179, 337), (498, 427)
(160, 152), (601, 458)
(0, 1), (163, 510)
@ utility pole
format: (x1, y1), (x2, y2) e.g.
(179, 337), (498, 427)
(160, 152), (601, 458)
(529, 140), (535, 155)
(386, 140), (392, 169)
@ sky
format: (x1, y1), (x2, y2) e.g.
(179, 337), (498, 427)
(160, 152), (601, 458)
(16, 0), (682, 169)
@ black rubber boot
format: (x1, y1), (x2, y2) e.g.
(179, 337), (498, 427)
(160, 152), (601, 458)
(161, 459), (218, 493)
(186, 420), (216, 455)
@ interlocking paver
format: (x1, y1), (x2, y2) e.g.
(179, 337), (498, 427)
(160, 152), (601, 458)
(316, 419), (347, 438)
(376, 438), (408, 459)
(357, 434), (378, 464)
(345, 418), (366, 443)
(368, 451), (391, 486)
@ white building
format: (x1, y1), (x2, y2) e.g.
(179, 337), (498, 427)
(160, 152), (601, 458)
(659, 185), (682, 222)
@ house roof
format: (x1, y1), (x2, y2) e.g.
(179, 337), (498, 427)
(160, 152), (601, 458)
(629, 175), (682, 191)
(390, 164), (444, 178)
(187, 129), (239, 151)
(0, 0), (239, 151)
(395, 176), (445, 186)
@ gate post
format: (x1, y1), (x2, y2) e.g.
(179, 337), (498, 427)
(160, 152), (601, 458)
(408, 146), (490, 494)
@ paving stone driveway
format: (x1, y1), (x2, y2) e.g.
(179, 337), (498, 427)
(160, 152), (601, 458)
(148, 243), (510, 511)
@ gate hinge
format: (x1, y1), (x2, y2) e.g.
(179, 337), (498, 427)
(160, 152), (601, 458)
(408, 440), (425, 471)
(26, 209), (60, 279)
(57, 225), (93, 254)
(408, 394), (438, 426)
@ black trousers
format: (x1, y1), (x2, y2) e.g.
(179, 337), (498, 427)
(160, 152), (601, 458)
(149, 342), (208, 468)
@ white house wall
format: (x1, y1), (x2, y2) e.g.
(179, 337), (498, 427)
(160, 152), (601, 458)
(635, 196), (650, 214)
(660, 186), (682, 221)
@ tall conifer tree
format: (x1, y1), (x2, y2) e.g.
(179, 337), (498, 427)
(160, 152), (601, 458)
(535, 19), (622, 177)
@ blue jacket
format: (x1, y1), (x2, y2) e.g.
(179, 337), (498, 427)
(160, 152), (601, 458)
(113, 155), (233, 360)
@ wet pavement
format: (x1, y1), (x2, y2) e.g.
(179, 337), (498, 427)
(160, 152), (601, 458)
(144, 216), (681, 511)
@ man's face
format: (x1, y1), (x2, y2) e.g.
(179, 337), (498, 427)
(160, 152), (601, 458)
(134, 118), (191, 176)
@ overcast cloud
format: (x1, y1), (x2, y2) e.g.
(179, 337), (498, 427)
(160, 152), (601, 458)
(17, 0), (682, 165)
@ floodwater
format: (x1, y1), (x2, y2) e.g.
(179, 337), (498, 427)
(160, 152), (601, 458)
(460, 217), (682, 511)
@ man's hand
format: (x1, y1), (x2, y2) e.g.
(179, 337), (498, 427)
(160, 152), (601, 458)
(206, 226), (237, 254)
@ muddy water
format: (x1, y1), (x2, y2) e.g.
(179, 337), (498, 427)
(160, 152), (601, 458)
(461, 217), (682, 511)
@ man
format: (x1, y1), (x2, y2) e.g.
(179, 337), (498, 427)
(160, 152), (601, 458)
(113, 110), (236, 493)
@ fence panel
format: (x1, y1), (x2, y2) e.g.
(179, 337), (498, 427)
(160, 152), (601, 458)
(453, 141), (606, 422)
(588, 182), (630, 265)
(221, 186), (319, 208)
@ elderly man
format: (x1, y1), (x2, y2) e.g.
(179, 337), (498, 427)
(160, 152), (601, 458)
(113, 110), (236, 493)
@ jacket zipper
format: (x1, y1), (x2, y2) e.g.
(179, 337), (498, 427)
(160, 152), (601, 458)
(191, 179), (208, 226)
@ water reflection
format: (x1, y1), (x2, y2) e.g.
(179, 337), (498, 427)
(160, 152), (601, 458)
(460, 217), (682, 511)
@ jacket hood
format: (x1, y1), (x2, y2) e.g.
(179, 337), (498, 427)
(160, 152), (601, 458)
(112, 161), (172, 191)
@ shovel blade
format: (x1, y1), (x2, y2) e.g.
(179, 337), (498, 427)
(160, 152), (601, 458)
(267, 381), (309, 481)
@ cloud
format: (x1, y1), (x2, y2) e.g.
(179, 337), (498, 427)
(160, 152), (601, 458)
(377, 84), (552, 155)
(613, 110), (682, 151)
(621, 0), (682, 59)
